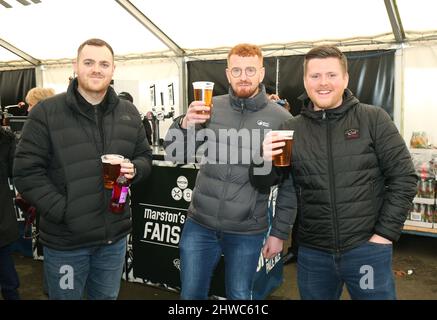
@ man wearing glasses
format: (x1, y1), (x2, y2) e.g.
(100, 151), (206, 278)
(165, 43), (296, 299)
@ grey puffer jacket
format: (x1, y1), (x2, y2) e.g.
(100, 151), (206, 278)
(165, 85), (296, 239)
(13, 79), (152, 250)
(250, 89), (417, 252)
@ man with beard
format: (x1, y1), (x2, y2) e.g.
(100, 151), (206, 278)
(14, 38), (152, 300)
(164, 43), (296, 299)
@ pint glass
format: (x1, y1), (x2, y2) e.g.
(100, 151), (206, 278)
(101, 154), (124, 189)
(193, 81), (214, 114)
(272, 130), (294, 167)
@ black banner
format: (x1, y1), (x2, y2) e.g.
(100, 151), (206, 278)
(131, 165), (225, 297)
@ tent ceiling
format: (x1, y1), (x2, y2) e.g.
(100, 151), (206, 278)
(397, 0), (437, 33)
(131, 0), (393, 49)
(1, 0), (437, 66)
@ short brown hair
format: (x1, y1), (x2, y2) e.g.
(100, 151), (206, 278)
(227, 43), (263, 64)
(304, 45), (348, 75)
(77, 38), (114, 59)
(25, 87), (55, 106)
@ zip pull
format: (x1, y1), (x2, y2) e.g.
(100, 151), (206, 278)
(241, 102), (245, 113)
(322, 111), (326, 120)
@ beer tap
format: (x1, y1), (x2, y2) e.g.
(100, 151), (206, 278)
(148, 84), (176, 147)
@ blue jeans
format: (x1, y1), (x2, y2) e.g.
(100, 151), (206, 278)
(297, 241), (396, 300)
(0, 244), (20, 300)
(43, 237), (127, 300)
(179, 218), (265, 300)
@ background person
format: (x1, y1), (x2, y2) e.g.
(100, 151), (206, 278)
(0, 127), (20, 300)
(251, 45), (417, 300)
(13, 38), (152, 300)
(25, 87), (56, 113)
(165, 43), (296, 300)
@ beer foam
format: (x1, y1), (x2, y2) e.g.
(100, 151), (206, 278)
(273, 130), (294, 139)
(193, 81), (214, 89)
(101, 154), (124, 164)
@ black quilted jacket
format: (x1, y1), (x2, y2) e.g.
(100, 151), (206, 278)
(250, 89), (417, 252)
(13, 79), (152, 250)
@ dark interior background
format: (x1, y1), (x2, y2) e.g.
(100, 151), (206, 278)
(187, 49), (395, 118)
(0, 68), (36, 111)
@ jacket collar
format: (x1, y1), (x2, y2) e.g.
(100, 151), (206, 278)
(228, 84), (269, 112)
(66, 78), (119, 119)
(299, 88), (360, 120)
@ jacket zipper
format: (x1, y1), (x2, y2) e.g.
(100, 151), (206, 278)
(94, 106), (109, 243)
(216, 101), (246, 229)
(324, 111), (340, 253)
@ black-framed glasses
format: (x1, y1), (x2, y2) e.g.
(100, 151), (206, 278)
(230, 66), (257, 78)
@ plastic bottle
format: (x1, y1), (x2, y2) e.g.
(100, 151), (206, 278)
(110, 174), (130, 213)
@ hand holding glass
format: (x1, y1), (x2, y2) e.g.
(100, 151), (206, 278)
(271, 131), (294, 167)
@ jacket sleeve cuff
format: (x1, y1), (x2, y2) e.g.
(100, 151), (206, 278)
(374, 226), (401, 242)
(269, 227), (289, 241)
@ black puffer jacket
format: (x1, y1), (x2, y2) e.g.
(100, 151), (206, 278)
(13, 79), (152, 250)
(0, 128), (19, 248)
(251, 90), (417, 252)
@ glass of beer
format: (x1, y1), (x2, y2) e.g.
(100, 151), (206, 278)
(272, 130), (294, 167)
(193, 81), (214, 114)
(101, 154), (124, 189)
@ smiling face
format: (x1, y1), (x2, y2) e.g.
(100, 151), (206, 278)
(304, 57), (349, 111)
(73, 44), (115, 97)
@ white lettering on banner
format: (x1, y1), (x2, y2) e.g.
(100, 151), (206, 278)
(59, 265), (74, 290)
(143, 222), (181, 245)
(144, 208), (184, 223)
(359, 265), (374, 289)
(140, 204), (187, 247)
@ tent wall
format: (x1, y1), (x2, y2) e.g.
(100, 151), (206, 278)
(403, 45), (437, 147)
(41, 59), (181, 137)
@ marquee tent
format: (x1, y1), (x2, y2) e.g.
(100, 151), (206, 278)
(1, 0), (437, 144)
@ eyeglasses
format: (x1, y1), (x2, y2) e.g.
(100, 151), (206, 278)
(230, 66), (257, 78)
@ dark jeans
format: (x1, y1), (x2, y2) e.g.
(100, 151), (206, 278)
(43, 237), (127, 300)
(297, 241), (396, 300)
(0, 244), (20, 300)
(179, 218), (265, 300)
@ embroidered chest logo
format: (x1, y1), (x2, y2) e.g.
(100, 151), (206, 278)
(344, 128), (360, 140)
(256, 120), (270, 128)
